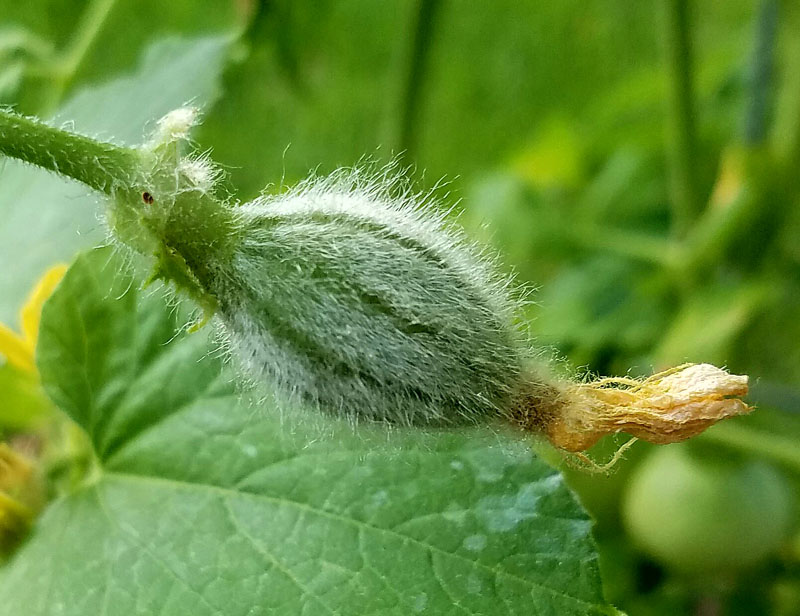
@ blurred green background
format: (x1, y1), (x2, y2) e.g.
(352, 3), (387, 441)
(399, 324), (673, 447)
(1, 1), (799, 614)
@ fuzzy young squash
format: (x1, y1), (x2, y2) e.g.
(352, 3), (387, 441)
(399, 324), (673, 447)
(0, 107), (752, 449)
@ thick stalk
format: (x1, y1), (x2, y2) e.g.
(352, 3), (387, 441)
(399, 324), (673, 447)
(0, 108), (141, 195)
(396, 0), (442, 162)
(743, 0), (778, 145)
(664, 0), (701, 238)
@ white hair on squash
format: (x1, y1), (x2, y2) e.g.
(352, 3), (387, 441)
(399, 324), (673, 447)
(207, 167), (530, 425)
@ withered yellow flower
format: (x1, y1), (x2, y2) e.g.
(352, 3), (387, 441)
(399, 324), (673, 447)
(512, 364), (751, 452)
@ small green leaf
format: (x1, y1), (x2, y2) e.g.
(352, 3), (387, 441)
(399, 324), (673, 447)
(0, 247), (617, 615)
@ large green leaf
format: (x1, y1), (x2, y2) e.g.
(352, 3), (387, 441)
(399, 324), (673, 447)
(0, 35), (229, 325)
(0, 247), (618, 615)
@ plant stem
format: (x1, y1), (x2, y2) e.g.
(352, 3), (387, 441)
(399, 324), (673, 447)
(664, 0), (701, 237)
(396, 0), (442, 162)
(775, 4), (800, 172)
(674, 1), (778, 275)
(743, 0), (778, 145)
(38, 0), (117, 115)
(0, 108), (140, 194)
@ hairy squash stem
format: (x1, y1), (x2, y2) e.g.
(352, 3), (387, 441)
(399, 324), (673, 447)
(0, 109), (140, 194)
(0, 107), (752, 456)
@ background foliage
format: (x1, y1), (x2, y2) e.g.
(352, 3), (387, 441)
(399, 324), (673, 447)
(1, 1), (799, 614)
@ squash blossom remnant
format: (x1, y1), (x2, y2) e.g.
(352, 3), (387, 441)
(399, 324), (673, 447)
(511, 364), (750, 452)
(0, 107), (752, 451)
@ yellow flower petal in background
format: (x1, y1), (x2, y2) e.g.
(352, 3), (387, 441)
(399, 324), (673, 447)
(709, 146), (745, 211)
(0, 264), (67, 376)
(20, 264), (68, 349)
(0, 269), (66, 552)
(0, 324), (33, 373)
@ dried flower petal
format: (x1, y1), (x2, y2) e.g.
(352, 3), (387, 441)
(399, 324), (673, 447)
(512, 364), (751, 452)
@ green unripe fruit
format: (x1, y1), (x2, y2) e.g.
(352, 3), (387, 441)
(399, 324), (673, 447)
(198, 174), (527, 424)
(622, 444), (794, 574)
